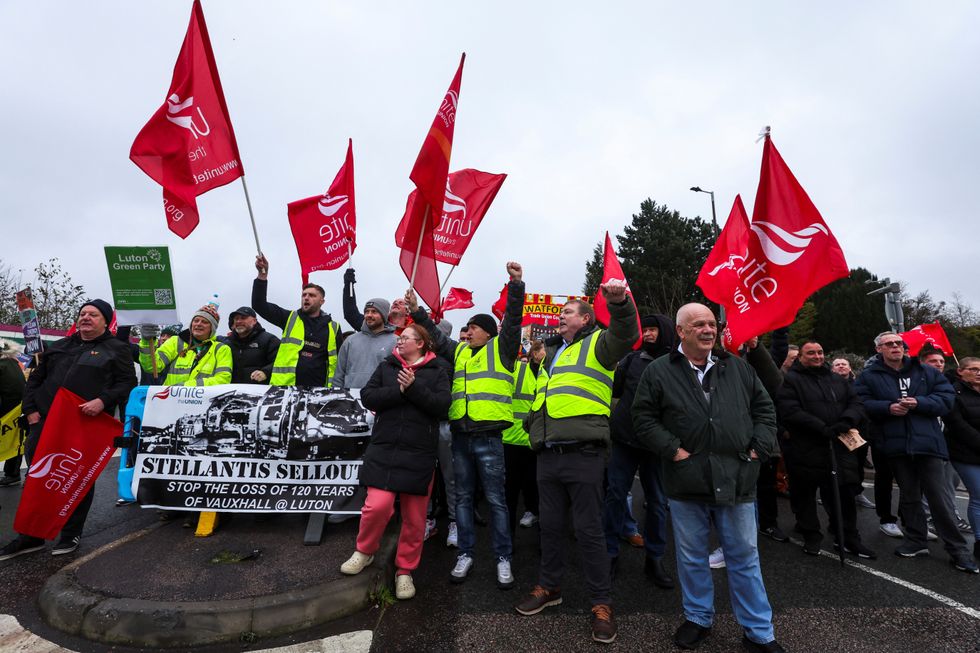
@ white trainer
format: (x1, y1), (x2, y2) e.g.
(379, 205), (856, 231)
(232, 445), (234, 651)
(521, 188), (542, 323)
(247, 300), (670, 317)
(879, 523), (903, 538)
(708, 547), (726, 569)
(446, 521), (458, 548)
(519, 511), (539, 528)
(395, 573), (416, 600)
(450, 554), (474, 583)
(340, 551), (374, 575)
(496, 557), (515, 589)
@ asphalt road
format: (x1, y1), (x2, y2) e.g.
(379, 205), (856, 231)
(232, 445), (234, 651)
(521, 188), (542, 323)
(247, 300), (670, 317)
(0, 459), (977, 653)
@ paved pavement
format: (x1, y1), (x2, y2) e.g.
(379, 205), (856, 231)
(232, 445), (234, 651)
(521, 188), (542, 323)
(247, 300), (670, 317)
(0, 458), (977, 652)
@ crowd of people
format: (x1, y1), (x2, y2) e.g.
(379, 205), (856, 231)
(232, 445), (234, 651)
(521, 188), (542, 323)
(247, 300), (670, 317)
(0, 255), (978, 652)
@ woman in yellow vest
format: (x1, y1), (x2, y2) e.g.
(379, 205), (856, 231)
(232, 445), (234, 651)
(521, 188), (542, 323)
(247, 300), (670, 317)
(139, 305), (232, 386)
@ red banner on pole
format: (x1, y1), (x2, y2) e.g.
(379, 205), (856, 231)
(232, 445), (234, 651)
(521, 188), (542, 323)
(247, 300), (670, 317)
(593, 232), (641, 346)
(440, 287), (475, 313)
(130, 0), (244, 239)
(288, 139), (356, 285)
(396, 168), (506, 266)
(14, 389), (121, 541)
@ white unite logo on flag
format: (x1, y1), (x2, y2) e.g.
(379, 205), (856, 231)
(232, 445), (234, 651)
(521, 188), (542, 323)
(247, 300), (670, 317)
(749, 222), (828, 266)
(166, 94), (211, 139)
(435, 182), (471, 238)
(438, 90), (458, 127)
(28, 448), (83, 491)
(318, 195), (349, 218)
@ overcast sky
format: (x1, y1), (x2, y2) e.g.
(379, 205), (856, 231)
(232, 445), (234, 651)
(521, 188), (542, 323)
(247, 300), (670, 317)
(2, 1), (977, 331)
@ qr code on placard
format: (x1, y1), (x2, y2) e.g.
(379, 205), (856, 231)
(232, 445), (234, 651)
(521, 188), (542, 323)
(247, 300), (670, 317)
(153, 288), (173, 306)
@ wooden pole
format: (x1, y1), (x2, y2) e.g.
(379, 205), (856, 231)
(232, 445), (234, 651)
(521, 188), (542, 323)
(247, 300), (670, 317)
(408, 205), (430, 287)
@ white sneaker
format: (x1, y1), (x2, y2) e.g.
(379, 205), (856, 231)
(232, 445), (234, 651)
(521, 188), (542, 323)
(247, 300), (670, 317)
(496, 557), (515, 589)
(519, 511), (539, 527)
(340, 551), (374, 575)
(395, 574), (416, 600)
(879, 523), (903, 538)
(450, 554), (474, 583)
(446, 521), (458, 548)
(708, 547), (726, 569)
(925, 529), (938, 541)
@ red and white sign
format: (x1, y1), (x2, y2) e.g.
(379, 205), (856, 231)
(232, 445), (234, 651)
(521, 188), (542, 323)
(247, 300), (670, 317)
(130, 0), (244, 239)
(14, 389), (121, 540)
(900, 322), (955, 357)
(288, 139), (356, 284)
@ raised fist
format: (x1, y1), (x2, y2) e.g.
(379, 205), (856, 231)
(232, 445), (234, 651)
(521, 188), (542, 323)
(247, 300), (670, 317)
(506, 261), (523, 282)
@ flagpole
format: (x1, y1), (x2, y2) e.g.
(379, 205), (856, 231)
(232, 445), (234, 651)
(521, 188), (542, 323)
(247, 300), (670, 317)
(439, 266), (457, 296)
(347, 239), (353, 269)
(240, 176), (262, 254)
(409, 205), (430, 287)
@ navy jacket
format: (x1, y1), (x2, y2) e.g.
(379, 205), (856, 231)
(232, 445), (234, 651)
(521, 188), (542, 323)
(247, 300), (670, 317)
(854, 356), (954, 458)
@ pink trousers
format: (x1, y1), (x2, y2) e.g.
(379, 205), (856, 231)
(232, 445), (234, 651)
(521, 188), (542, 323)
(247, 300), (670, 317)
(355, 475), (433, 575)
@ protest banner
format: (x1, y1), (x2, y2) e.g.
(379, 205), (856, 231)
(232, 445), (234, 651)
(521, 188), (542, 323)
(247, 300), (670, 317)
(0, 403), (23, 462)
(131, 384), (371, 513)
(104, 246), (180, 326)
(492, 288), (593, 328)
(15, 289), (43, 356)
(14, 389), (121, 540)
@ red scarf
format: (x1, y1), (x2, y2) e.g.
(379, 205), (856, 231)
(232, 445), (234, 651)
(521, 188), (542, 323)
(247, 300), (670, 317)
(393, 349), (435, 369)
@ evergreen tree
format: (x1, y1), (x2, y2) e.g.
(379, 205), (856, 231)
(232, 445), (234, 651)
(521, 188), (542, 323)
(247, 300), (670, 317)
(810, 267), (888, 356)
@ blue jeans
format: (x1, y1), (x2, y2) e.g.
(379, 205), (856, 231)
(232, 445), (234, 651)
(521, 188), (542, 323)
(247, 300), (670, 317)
(604, 442), (668, 559)
(452, 432), (512, 559)
(670, 499), (775, 644)
(952, 461), (980, 542)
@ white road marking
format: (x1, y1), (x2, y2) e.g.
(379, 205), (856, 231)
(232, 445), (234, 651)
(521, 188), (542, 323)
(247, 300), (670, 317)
(816, 550), (980, 620)
(0, 615), (372, 653)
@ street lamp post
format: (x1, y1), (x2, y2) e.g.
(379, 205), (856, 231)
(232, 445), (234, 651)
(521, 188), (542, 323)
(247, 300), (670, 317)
(690, 186), (724, 324)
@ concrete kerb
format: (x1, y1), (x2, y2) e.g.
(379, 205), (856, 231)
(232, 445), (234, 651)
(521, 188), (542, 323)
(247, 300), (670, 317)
(38, 522), (398, 648)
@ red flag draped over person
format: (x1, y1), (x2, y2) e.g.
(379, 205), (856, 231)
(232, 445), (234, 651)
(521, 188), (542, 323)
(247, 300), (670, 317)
(440, 287), (475, 313)
(130, 0), (244, 239)
(14, 389), (121, 541)
(396, 168), (506, 265)
(398, 54), (465, 311)
(288, 139), (356, 285)
(900, 322), (955, 357)
(699, 134), (849, 350)
(593, 232), (642, 347)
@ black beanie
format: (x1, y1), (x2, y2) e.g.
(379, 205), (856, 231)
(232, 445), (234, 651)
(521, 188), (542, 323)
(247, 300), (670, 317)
(466, 313), (499, 338)
(641, 315), (660, 329)
(79, 299), (113, 325)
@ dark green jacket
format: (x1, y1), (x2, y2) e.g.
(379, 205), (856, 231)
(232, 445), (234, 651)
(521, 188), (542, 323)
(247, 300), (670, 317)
(631, 347), (777, 505)
(525, 296), (639, 448)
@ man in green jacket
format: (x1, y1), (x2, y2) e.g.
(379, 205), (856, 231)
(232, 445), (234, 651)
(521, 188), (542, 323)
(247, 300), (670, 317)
(631, 303), (784, 653)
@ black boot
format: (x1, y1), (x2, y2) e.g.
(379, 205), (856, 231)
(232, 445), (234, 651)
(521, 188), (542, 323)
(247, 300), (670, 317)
(644, 556), (675, 589)
(610, 555), (619, 581)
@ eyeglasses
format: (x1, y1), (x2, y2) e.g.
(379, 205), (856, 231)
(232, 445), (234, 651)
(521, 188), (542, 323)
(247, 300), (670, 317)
(879, 341), (904, 348)
(962, 367), (980, 374)
(396, 336), (421, 343)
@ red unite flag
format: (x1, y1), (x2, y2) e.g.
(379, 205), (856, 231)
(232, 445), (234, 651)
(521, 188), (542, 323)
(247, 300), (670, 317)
(696, 195), (751, 310)
(440, 287), (475, 313)
(288, 139), (356, 285)
(900, 322), (955, 357)
(398, 54), (465, 311)
(14, 389), (121, 540)
(396, 168), (506, 266)
(593, 232), (642, 347)
(698, 136), (849, 350)
(130, 0), (244, 239)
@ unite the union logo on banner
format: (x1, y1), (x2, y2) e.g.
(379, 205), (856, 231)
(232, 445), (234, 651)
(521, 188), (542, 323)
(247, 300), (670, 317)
(165, 94), (211, 139)
(28, 449), (83, 491)
(748, 221), (829, 266)
(318, 195), (349, 218)
(438, 90), (458, 128)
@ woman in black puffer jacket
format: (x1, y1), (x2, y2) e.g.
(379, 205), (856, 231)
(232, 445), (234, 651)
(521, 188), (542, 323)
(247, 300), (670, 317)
(945, 356), (980, 560)
(339, 324), (450, 599)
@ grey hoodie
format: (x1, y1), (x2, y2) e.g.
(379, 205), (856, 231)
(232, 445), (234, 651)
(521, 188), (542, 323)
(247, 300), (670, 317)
(331, 321), (397, 389)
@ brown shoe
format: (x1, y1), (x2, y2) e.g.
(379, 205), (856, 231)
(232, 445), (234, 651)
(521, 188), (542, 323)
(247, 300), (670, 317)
(623, 533), (644, 548)
(591, 604), (617, 644)
(514, 585), (562, 616)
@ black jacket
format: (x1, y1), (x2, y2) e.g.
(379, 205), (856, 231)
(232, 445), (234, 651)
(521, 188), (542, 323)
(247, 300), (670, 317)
(358, 354), (451, 495)
(777, 361), (865, 484)
(0, 358), (25, 415)
(23, 330), (137, 418)
(219, 324), (280, 384)
(945, 379), (980, 466)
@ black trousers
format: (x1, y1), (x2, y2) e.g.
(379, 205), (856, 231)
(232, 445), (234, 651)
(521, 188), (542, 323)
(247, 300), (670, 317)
(756, 456), (780, 530)
(787, 464), (861, 545)
(537, 446), (611, 606)
(891, 455), (970, 556)
(504, 442), (538, 533)
(23, 419), (94, 541)
(870, 442), (897, 524)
